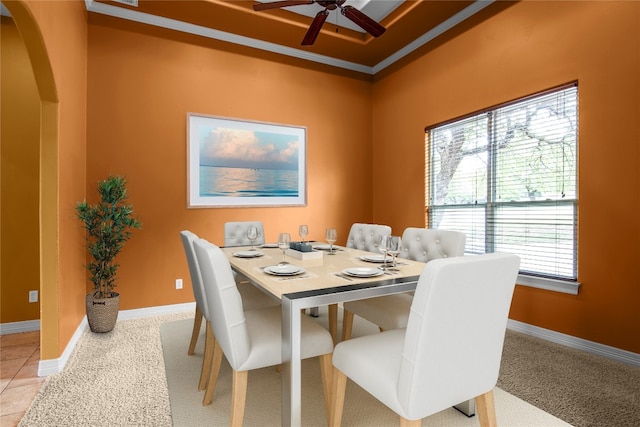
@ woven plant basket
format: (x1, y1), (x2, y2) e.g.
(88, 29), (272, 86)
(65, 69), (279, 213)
(86, 293), (120, 333)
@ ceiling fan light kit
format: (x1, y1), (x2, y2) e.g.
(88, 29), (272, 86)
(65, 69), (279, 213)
(253, 0), (386, 46)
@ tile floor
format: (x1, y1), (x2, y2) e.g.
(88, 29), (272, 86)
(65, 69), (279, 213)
(0, 331), (45, 427)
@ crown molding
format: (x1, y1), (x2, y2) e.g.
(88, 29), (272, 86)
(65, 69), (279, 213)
(85, 0), (493, 75)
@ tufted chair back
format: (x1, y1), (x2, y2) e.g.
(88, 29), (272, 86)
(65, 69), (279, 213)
(399, 227), (466, 262)
(346, 223), (392, 252)
(224, 221), (265, 247)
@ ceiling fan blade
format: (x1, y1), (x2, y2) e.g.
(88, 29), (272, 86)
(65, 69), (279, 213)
(340, 5), (386, 38)
(253, 1), (314, 12)
(302, 9), (329, 45)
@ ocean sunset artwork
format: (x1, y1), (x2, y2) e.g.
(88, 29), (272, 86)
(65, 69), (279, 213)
(188, 114), (306, 207)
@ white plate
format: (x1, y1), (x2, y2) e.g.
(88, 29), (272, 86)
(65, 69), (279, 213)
(360, 254), (393, 263)
(264, 264), (305, 276)
(260, 243), (279, 248)
(233, 250), (264, 258)
(314, 244), (339, 251)
(342, 267), (384, 278)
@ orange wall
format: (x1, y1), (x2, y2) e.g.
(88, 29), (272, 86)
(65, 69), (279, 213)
(15, 0), (88, 359)
(0, 16), (40, 323)
(371, 0), (640, 352)
(13, 0), (639, 358)
(86, 16), (375, 310)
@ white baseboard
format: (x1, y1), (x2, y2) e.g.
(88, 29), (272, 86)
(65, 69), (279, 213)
(38, 317), (88, 377)
(0, 319), (40, 334)
(28, 303), (639, 377)
(37, 302), (195, 376)
(117, 302), (195, 321)
(507, 319), (640, 367)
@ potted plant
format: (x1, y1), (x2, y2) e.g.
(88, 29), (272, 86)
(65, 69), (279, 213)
(76, 175), (141, 332)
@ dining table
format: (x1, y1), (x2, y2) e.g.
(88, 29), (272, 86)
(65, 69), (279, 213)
(221, 243), (426, 427)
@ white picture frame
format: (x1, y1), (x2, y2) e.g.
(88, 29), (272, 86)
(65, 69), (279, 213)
(187, 113), (307, 208)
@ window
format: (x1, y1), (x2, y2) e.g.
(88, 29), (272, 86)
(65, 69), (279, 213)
(425, 84), (578, 292)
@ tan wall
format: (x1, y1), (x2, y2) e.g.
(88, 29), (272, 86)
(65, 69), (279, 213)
(0, 16), (40, 323)
(86, 15), (374, 310)
(371, 0), (640, 352)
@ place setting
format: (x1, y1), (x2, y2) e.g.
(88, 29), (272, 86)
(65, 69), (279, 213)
(259, 243), (279, 248)
(358, 253), (392, 263)
(340, 267), (384, 278)
(263, 263), (305, 277)
(258, 232), (311, 280)
(262, 264), (311, 280)
(262, 262), (313, 281)
(232, 250), (265, 258)
(312, 228), (343, 253)
(356, 235), (404, 274)
(232, 225), (266, 258)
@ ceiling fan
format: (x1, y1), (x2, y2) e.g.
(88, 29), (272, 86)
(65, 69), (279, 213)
(253, 1), (387, 46)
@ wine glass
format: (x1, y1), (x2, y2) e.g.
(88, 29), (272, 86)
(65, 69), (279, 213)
(247, 225), (258, 249)
(386, 235), (402, 270)
(325, 228), (337, 255)
(298, 225), (309, 243)
(377, 234), (390, 270)
(277, 232), (291, 263)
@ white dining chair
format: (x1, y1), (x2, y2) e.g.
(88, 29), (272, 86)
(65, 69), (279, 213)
(341, 228), (466, 341)
(193, 238), (335, 425)
(179, 230), (277, 402)
(224, 221), (270, 286)
(223, 221), (266, 247)
(319, 222), (392, 344)
(331, 252), (520, 427)
(180, 231), (212, 388)
(345, 222), (392, 252)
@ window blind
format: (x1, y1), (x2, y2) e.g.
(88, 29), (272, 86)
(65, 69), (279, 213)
(426, 84), (578, 281)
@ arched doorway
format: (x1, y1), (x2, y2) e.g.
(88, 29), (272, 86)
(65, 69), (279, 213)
(2, 0), (59, 362)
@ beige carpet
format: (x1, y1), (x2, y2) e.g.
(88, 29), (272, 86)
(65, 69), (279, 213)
(16, 308), (574, 426)
(497, 330), (640, 427)
(19, 313), (189, 426)
(163, 312), (573, 426)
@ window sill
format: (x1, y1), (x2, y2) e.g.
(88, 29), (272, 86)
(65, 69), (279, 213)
(517, 274), (580, 295)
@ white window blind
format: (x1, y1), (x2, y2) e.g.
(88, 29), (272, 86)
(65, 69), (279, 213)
(426, 84), (578, 282)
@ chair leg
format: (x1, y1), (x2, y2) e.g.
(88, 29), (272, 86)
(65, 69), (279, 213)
(318, 353), (333, 421)
(202, 338), (223, 406)
(328, 304), (338, 345)
(341, 309), (354, 341)
(476, 390), (497, 427)
(199, 321), (214, 390)
(230, 370), (248, 427)
(400, 417), (421, 427)
(330, 368), (347, 427)
(188, 305), (203, 355)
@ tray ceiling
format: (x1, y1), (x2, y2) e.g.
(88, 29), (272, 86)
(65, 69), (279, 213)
(87, 0), (500, 75)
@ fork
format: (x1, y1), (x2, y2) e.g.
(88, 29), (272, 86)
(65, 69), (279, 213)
(334, 273), (354, 281)
(278, 274), (309, 281)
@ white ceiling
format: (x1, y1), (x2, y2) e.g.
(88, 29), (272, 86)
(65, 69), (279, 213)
(0, 3), (11, 17)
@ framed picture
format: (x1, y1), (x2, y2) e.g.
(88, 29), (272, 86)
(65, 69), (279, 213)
(187, 113), (307, 208)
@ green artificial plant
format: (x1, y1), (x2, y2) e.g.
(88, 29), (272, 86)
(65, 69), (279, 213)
(76, 176), (141, 299)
